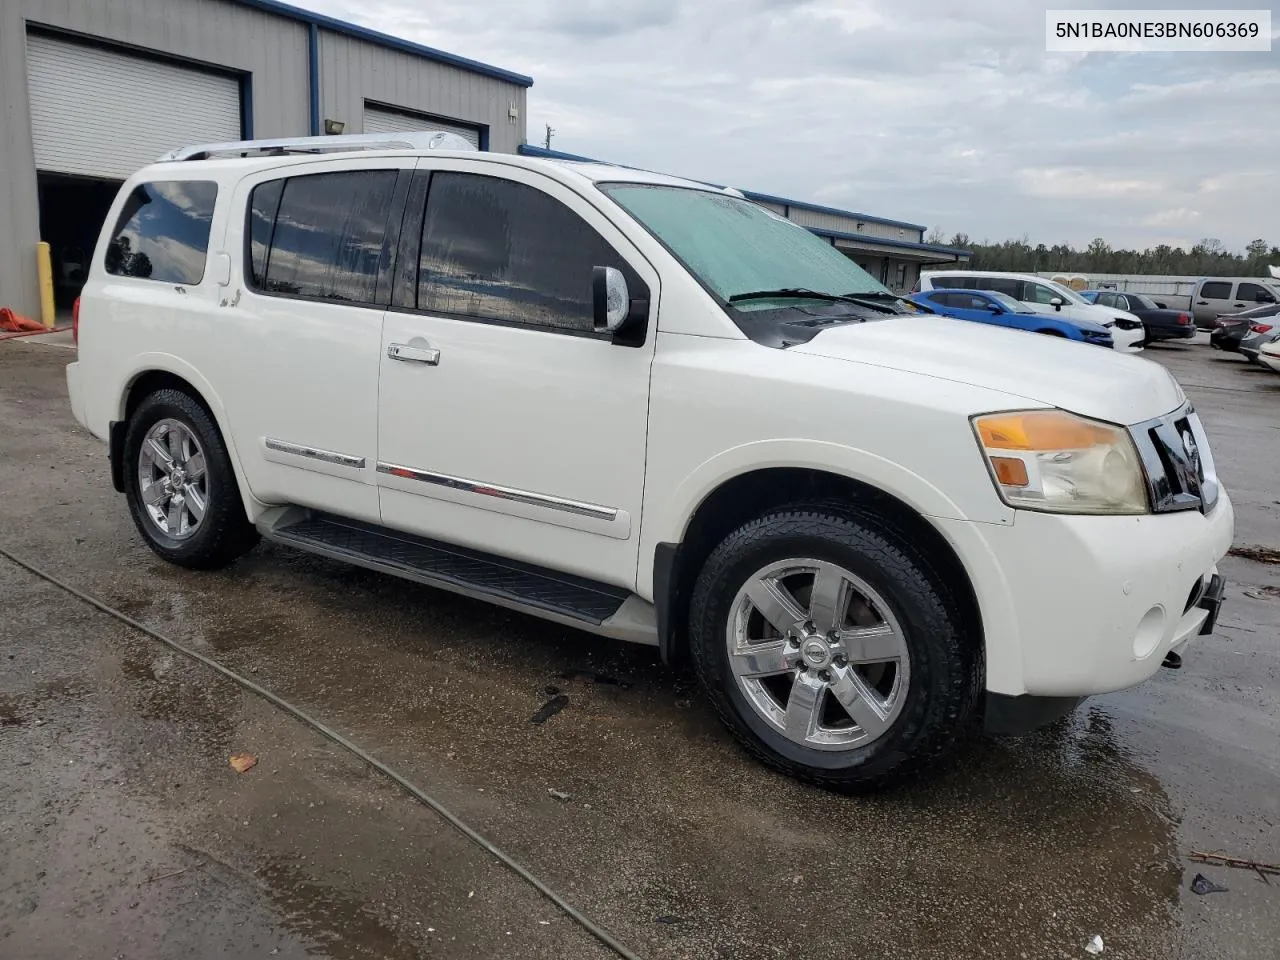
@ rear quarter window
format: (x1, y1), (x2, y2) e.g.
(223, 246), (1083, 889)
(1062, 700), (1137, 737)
(104, 180), (218, 284)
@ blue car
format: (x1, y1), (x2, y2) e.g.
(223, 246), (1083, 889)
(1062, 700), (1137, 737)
(909, 289), (1114, 348)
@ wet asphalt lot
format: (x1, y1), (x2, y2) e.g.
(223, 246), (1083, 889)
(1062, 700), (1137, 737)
(1, 336), (1277, 960)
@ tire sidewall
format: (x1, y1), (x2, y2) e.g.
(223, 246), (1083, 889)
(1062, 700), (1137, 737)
(691, 515), (965, 780)
(124, 392), (232, 563)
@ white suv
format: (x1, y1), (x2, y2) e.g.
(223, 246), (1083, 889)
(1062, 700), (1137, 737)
(919, 270), (1146, 352)
(66, 133), (1233, 788)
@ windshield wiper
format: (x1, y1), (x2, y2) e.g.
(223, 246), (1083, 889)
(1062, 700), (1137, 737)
(728, 288), (899, 314)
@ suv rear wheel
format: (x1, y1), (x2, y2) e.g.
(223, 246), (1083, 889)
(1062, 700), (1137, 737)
(689, 506), (980, 789)
(123, 389), (258, 569)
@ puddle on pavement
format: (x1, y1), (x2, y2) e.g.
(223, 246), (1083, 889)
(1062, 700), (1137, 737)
(251, 857), (424, 960)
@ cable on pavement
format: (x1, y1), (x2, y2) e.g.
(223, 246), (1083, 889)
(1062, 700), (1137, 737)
(0, 544), (644, 960)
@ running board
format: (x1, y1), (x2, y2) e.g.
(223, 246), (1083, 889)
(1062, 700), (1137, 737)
(259, 510), (657, 645)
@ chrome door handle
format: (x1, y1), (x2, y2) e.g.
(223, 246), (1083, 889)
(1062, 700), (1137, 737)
(388, 343), (440, 365)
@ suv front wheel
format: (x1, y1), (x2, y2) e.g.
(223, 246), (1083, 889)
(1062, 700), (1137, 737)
(123, 388), (258, 569)
(689, 506), (980, 789)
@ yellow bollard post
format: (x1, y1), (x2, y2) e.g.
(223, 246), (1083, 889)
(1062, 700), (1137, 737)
(36, 241), (56, 329)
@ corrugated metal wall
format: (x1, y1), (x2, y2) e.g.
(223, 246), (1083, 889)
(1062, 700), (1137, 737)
(1, 0), (309, 317)
(786, 206), (921, 243)
(319, 31), (526, 154)
(0, 0), (526, 317)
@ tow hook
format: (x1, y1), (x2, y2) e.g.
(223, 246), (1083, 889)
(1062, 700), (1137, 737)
(1162, 651), (1183, 670)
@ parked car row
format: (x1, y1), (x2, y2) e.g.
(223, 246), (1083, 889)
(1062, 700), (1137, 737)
(912, 271), (1145, 351)
(1208, 301), (1280, 366)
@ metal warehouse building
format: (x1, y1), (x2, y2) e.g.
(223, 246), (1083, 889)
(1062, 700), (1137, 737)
(0, 0), (531, 319)
(0, 0), (963, 321)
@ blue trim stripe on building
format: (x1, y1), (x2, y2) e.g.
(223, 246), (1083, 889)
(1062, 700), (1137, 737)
(516, 144), (942, 242)
(307, 22), (320, 136)
(230, 0), (534, 88)
(737, 190), (926, 232)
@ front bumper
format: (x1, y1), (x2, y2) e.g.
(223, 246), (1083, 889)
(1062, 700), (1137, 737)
(1109, 324), (1145, 353)
(935, 490), (1235, 699)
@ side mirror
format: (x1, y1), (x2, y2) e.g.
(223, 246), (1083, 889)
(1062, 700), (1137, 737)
(1049, 297), (1063, 311)
(592, 266), (629, 333)
(592, 265), (649, 345)
(1257, 292), (1276, 303)
(986, 303), (1002, 313)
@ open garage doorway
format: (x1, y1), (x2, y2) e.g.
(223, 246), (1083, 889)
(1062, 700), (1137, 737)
(37, 173), (120, 311)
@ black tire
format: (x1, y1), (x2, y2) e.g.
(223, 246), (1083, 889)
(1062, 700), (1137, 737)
(123, 388), (258, 569)
(688, 506), (981, 790)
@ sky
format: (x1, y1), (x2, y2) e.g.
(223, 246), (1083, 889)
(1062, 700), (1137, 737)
(296, 0), (1279, 253)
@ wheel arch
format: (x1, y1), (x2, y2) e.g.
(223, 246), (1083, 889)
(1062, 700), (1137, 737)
(112, 359), (259, 521)
(652, 465), (985, 676)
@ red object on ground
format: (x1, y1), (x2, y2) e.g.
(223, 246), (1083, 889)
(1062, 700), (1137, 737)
(72, 297), (81, 344)
(0, 307), (45, 333)
(0, 325), (71, 341)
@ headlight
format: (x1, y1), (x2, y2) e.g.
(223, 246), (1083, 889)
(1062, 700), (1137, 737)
(972, 410), (1149, 515)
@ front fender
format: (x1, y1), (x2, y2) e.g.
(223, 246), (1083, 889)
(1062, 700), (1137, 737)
(638, 438), (1012, 597)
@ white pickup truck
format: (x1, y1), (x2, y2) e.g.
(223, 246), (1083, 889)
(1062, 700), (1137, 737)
(66, 132), (1233, 788)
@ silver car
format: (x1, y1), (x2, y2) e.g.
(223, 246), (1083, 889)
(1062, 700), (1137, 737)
(1239, 320), (1280, 364)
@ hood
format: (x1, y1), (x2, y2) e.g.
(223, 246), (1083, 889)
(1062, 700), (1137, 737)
(791, 316), (1185, 424)
(1076, 302), (1143, 325)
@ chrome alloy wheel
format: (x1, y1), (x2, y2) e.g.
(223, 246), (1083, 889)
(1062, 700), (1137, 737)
(727, 559), (911, 751)
(137, 419), (208, 540)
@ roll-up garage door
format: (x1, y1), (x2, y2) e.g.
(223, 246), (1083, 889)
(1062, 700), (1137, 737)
(25, 34), (241, 180)
(363, 104), (482, 149)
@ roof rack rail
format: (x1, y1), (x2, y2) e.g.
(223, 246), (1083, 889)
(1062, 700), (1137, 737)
(158, 131), (477, 162)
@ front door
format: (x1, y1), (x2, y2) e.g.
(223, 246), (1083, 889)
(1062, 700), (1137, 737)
(376, 164), (659, 588)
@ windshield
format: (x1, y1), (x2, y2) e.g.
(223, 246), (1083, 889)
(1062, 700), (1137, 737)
(1043, 279), (1089, 305)
(988, 291), (1033, 313)
(598, 184), (891, 308)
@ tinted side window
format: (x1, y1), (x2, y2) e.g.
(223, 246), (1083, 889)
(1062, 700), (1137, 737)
(973, 277), (1022, 297)
(105, 180), (217, 284)
(1024, 283), (1062, 305)
(931, 292), (962, 307)
(418, 173), (634, 332)
(930, 276), (961, 288)
(1199, 281), (1231, 299)
(261, 171), (398, 303)
(247, 180), (284, 288)
(1237, 282), (1276, 302)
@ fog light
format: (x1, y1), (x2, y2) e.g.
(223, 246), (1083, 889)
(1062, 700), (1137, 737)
(1132, 605), (1166, 659)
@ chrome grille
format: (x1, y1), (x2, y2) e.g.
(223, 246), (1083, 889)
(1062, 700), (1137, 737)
(1129, 404), (1220, 514)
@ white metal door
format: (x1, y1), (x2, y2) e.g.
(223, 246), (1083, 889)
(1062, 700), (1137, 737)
(25, 34), (241, 180)
(377, 164), (658, 588)
(363, 104), (481, 149)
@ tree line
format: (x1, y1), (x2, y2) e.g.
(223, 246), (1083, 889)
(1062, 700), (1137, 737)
(923, 232), (1279, 277)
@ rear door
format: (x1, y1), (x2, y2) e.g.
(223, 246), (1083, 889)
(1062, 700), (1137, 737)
(208, 159), (412, 523)
(1192, 280), (1236, 325)
(375, 165), (659, 587)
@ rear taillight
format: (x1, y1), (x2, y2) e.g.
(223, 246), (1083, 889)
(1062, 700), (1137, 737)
(1177, 313), (1191, 325)
(1250, 323), (1273, 334)
(72, 296), (80, 344)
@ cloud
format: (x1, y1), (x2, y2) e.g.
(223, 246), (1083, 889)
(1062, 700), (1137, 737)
(297, 0), (1279, 252)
